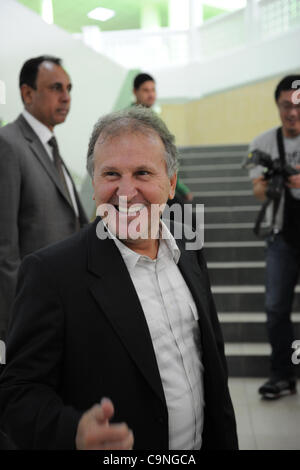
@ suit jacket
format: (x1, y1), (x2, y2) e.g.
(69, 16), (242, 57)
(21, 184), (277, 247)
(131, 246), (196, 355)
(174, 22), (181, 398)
(0, 218), (238, 450)
(0, 115), (88, 336)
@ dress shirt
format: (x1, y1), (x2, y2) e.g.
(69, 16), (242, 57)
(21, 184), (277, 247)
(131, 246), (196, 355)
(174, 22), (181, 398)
(111, 221), (205, 450)
(22, 109), (79, 216)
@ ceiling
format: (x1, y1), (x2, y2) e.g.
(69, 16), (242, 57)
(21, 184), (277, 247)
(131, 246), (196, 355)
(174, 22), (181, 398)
(17, 0), (231, 33)
(17, 0), (169, 33)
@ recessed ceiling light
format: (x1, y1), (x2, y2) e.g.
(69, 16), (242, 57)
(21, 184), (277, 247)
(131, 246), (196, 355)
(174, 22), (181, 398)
(87, 7), (115, 22)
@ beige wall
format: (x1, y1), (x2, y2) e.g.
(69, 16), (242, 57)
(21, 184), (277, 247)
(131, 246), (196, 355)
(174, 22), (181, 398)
(160, 74), (298, 146)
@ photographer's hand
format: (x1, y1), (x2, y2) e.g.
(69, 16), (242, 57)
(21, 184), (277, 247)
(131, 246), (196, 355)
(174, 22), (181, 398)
(287, 165), (300, 189)
(252, 176), (268, 201)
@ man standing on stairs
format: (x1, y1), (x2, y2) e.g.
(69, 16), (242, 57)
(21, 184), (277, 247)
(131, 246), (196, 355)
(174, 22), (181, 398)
(249, 75), (300, 399)
(0, 55), (88, 341)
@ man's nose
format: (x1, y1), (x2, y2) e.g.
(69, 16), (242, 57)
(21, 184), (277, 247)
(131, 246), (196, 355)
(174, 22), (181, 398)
(61, 89), (71, 102)
(290, 108), (298, 118)
(116, 178), (138, 200)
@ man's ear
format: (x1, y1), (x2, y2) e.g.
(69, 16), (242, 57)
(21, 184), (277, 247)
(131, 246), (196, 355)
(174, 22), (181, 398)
(20, 84), (34, 106)
(168, 172), (177, 200)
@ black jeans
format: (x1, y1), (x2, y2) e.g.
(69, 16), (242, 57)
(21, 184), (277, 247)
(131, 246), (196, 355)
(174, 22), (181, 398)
(265, 233), (300, 379)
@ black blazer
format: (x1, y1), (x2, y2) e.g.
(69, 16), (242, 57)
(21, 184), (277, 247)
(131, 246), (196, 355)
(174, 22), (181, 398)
(0, 219), (238, 450)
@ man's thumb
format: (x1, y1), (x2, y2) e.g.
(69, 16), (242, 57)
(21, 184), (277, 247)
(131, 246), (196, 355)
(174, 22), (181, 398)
(95, 397), (114, 424)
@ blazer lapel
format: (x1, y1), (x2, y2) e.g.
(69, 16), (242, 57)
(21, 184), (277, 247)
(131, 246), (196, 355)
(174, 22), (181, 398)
(87, 219), (166, 405)
(17, 115), (75, 211)
(176, 238), (212, 335)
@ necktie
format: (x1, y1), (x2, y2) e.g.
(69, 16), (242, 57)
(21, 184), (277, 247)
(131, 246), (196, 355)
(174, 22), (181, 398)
(48, 136), (80, 231)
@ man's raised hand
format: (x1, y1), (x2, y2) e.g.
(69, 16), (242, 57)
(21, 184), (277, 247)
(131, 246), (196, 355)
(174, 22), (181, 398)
(75, 398), (134, 450)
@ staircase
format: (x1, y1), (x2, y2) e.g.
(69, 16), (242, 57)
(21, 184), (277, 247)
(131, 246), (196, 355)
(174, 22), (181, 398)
(178, 145), (300, 377)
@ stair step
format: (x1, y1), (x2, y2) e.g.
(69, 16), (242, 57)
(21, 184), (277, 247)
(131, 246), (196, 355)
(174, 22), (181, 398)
(208, 262), (265, 285)
(195, 195), (256, 206)
(194, 190), (253, 197)
(178, 170), (246, 179)
(219, 312), (300, 322)
(182, 157), (246, 166)
(181, 176), (250, 184)
(180, 150), (247, 159)
(179, 163), (245, 178)
(209, 262), (265, 268)
(187, 181), (253, 192)
(204, 245), (265, 262)
(204, 226), (260, 242)
(179, 146), (248, 166)
(203, 210), (259, 224)
(224, 343), (300, 377)
(212, 285), (300, 293)
(225, 342), (271, 355)
(205, 241), (265, 247)
(220, 318), (300, 343)
(180, 163), (243, 170)
(212, 286), (300, 312)
(201, 206), (259, 213)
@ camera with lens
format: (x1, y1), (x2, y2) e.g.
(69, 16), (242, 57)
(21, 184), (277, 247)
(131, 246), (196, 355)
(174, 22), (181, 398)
(243, 149), (300, 236)
(244, 149), (299, 201)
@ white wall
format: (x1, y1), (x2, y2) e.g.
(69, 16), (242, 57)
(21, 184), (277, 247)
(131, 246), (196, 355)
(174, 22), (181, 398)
(152, 27), (300, 102)
(0, 0), (128, 180)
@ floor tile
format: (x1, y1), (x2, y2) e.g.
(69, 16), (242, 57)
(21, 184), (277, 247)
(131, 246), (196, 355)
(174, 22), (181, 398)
(237, 433), (257, 450)
(228, 378), (248, 405)
(228, 378), (300, 450)
(255, 434), (300, 450)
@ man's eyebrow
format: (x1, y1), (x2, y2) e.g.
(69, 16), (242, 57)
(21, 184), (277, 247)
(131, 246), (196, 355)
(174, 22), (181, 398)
(49, 81), (72, 88)
(134, 165), (155, 171)
(100, 164), (155, 172)
(100, 166), (120, 172)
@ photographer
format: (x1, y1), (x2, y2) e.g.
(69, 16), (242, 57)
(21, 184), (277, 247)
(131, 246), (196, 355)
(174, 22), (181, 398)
(248, 75), (300, 399)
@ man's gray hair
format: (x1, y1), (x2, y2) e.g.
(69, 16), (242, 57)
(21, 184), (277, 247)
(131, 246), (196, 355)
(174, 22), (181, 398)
(86, 106), (179, 178)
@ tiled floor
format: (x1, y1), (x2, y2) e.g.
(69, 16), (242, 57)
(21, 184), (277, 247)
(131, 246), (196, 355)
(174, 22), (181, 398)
(228, 378), (300, 450)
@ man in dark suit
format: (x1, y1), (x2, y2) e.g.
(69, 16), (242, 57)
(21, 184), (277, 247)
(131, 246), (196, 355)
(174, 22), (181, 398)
(0, 107), (238, 450)
(0, 55), (88, 340)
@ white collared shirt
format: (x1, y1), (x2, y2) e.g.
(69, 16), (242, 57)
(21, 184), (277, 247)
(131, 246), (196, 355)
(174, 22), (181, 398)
(111, 221), (205, 450)
(22, 109), (79, 216)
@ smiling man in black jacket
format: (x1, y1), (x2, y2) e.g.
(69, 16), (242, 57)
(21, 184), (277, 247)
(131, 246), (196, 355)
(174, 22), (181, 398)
(0, 107), (238, 450)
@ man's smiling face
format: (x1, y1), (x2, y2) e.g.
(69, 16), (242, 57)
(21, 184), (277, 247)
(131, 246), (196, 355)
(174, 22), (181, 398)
(92, 129), (177, 245)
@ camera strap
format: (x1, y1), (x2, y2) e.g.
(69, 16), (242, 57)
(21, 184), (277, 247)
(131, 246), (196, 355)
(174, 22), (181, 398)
(273, 127), (285, 227)
(276, 126), (286, 166)
(253, 127), (284, 237)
